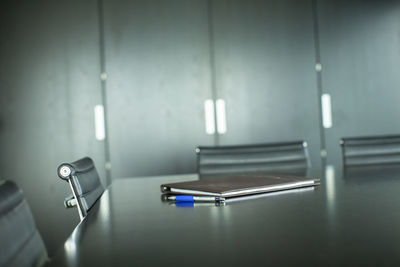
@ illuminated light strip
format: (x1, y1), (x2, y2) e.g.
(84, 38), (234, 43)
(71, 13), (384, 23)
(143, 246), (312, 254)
(321, 94), (333, 128)
(216, 99), (227, 134)
(94, 105), (106, 140)
(204, 99), (215, 134)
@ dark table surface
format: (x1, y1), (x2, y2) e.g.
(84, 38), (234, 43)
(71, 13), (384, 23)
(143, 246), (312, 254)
(47, 164), (400, 266)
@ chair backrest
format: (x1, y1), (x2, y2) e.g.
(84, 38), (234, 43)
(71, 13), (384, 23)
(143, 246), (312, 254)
(340, 135), (400, 167)
(196, 141), (310, 176)
(343, 164), (400, 183)
(57, 157), (104, 220)
(0, 180), (48, 267)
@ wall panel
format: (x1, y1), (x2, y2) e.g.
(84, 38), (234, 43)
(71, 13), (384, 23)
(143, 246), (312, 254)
(0, 0), (105, 255)
(104, 0), (214, 177)
(318, 0), (400, 165)
(212, 0), (322, 168)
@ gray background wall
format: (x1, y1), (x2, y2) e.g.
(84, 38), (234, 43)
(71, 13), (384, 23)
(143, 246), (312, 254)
(211, 0), (322, 169)
(317, 0), (400, 165)
(1, 0), (400, 256)
(0, 0), (106, 256)
(104, 0), (215, 177)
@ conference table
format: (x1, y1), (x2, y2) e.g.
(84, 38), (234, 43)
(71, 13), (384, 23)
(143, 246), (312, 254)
(47, 163), (400, 266)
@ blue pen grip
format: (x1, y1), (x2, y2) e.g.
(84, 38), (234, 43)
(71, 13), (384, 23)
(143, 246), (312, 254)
(175, 195), (194, 202)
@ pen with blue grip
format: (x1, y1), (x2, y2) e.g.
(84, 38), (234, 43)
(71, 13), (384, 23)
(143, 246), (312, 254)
(167, 195), (225, 202)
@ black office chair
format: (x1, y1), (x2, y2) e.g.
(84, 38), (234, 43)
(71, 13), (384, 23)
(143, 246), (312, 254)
(196, 141), (310, 176)
(340, 134), (400, 167)
(0, 180), (48, 267)
(57, 157), (104, 221)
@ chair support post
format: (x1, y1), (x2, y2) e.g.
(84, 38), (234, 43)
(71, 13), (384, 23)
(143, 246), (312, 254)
(68, 179), (84, 221)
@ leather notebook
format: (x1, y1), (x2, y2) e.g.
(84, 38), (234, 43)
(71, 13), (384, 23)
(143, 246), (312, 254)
(161, 174), (320, 198)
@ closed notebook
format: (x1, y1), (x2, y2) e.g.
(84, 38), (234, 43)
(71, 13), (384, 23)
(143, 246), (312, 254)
(161, 174), (320, 198)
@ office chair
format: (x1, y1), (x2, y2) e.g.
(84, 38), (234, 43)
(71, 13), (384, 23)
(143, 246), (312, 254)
(196, 141), (310, 176)
(0, 180), (48, 267)
(57, 157), (104, 221)
(340, 134), (400, 167)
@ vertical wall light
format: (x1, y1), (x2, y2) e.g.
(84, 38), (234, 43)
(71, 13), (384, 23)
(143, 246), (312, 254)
(94, 105), (106, 140)
(321, 94), (333, 128)
(216, 99), (227, 134)
(204, 99), (215, 134)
